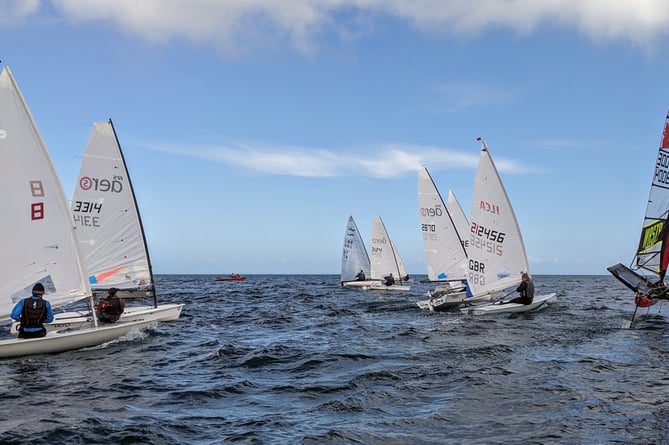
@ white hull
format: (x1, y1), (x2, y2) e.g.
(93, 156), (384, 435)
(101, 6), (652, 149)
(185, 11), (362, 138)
(0, 319), (155, 359)
(416, 292), (493, 311)
(362, 283), (411, 291)
(11, 304), (184, 335)
(460, 293), (557, 316)
(342, 280), (380, 288)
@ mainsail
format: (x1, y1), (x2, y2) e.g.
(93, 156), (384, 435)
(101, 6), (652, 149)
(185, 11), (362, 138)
(0, 66), (91, 319)
(467, 139), (530, 297)
(635, 111), (669, 282)
(417, 167), (468, 282)
(71, 120), (154, 293)
(370, 216), (404, 281)
(341, 215), (371, 282)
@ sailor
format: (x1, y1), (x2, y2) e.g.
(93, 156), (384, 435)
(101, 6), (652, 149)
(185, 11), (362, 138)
(383, 273), (395, 286)
(97, 287), (125, 323)
(502, 272), (534, 305)
(355, 270), (366, 281)
(11, 283), (54, 338)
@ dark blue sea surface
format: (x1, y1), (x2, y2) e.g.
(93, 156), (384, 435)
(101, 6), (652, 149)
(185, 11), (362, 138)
(0, 275), (668, 444)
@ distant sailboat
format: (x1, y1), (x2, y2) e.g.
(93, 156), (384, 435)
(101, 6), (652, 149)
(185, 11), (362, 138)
(342, 216), (410, 290)
(608, 108), (669, 322)
(340, 215), (373, 286)
(367, 216), (410, 290)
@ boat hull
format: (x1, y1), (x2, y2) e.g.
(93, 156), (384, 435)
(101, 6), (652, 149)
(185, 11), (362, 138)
(460, 293), (557, 316)
(11, 303), (185, 335)
(342, 280), (380, 288)
(215, 276), (246, 281)
(0, 319), (156, 359)
(416, 292), (493, 311)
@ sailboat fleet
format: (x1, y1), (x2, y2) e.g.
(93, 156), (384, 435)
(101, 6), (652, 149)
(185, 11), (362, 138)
(19, 58), (656, 358)
(340, 138), (557, 314)
(0, 66), (183, 359)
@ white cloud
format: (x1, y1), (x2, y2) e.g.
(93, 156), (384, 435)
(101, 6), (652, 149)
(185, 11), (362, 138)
(0, 0), (39, 26)
(2, 1), (656, 54)
(149, 139), (537, 177)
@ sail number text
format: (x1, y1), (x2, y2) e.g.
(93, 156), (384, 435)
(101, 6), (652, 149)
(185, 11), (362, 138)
(470, 222), (505, 256)
(72, 200), (102, 227)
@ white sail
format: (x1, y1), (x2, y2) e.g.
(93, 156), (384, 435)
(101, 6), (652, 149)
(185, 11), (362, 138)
(635, 111), (669, 279)
(0, 67), (92, 320)
(467, 139), (530, 297)
(341, 215), (371, 282)
(418, 167), (468, 282)
(391, 240), (409, 280)
(71, 120), (153, 291)
(447, 189), (470, 247)
(370, 216), (404, 280)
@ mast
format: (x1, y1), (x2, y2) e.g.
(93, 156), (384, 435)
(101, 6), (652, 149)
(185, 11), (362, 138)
(108, 118), (158, 308)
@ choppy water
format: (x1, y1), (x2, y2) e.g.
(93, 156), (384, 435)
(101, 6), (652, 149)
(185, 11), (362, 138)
(0, 275), (668, 444)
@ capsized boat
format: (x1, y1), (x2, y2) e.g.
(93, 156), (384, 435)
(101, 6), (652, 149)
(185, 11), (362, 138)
(0, 66), (156, 358)
(608, 109), (669, 322)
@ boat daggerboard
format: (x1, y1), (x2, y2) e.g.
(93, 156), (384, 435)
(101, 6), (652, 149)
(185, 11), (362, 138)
(417, 167), (468, 282)
(0, 66), (91, 319)
(341, 215), (371, 282)
(466, 139), (530, 296)
(71, 120), (153, 291)
(636, 110), (669, 282)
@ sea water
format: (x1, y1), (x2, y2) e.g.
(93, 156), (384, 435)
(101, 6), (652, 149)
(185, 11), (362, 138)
(0, 275), (667, 444)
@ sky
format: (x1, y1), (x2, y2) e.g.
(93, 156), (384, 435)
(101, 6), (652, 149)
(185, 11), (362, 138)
(2, 0), (669, 275)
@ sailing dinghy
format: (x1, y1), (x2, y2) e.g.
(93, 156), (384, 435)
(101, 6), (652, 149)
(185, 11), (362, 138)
(608, 109), (669, 321)
(415, 167), (473, 311)
(29, 120), (184, 333)
(343, 216), (410, 290)
(340, 215), (374, 287)
(365, 216), (410, 290)
(0, 66), (156, 358)
(460, 138), (556, 315)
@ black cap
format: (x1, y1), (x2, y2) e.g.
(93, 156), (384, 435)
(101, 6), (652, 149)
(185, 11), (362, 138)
(108, 287), (118, 295)
(32, 283), (45, 295)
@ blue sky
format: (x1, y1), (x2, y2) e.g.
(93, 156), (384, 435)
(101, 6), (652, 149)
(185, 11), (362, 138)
(2, 1), (669, 275)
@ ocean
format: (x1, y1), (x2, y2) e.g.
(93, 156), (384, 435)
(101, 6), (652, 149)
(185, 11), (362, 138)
(0, 274), (667, 444)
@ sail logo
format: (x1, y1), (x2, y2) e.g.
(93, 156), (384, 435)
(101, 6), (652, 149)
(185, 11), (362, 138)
(638, 220), (664, 253)
(29, 180), (45, 220)
(371, 237), (387, 245)
(479, 200), (500, 214)
(420, 205), (443, 217)
(79, 176), (123, 193)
